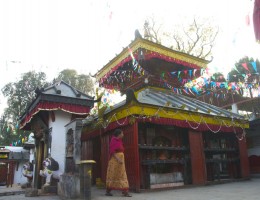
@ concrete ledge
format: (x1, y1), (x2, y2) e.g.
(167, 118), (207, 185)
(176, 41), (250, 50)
(25, 188), (38, 197)
(251, 173), (260, 178)
(0, 190), (25, 197)
(42, 185), (57, 194)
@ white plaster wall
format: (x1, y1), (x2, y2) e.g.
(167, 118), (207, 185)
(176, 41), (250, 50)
(49, 110), (71, 174)
(4, 146), (30, 185)
(29, 148), (35, 163)
(13, 161), (28, 185)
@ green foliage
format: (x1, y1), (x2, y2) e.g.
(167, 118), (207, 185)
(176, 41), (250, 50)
(0, 114), (30, 146)
(0, 71), (47, 145)
(211, 72), (226, 82)
(1, 71), (48, 118)
(57, 69), (77, 86)
(0, 69), (95, 145)
(57, 69), (95, 95)
(227, 56), (260, 82)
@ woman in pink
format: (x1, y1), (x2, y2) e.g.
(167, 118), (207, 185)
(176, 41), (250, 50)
(105, 129), (132, 197)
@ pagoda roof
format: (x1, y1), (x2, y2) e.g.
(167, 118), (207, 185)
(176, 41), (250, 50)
(20, 81), (94, 130)
(82, 87), (248, 138)
(103, 87), (244, 120)
(95, 38), (210, 82)
(39, 80), (94, 99)
(135, 88), (244, 119)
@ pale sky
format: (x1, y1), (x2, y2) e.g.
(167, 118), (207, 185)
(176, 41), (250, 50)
(0, 0), (259, 114)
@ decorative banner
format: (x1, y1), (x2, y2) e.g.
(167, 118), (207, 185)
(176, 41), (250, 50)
(241, 63), (249, 71)
(128, 46), (148, 76)
(193, 69), (197, 76)
(251, 62), (258, 72)
(100, 51), (259, 98)
(233, 65), (240, 73)
(189, 70), (192, 77)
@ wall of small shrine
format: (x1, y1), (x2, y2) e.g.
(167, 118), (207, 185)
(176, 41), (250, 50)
(13, 161), (28, 185)
(4, 146), (29, 185)
(49, 110), (71, 173)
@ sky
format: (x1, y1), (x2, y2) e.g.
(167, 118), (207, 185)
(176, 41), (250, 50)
(0, 0), (259, 115)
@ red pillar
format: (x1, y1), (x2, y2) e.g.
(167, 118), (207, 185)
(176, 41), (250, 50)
(188, 130), (207, 185)
(123, 123), (140, 192)
(133, 121), (140, 192)
(238, 137), (250, 178)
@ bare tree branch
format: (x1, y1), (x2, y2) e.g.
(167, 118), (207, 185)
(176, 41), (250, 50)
(142, 16), (218, 60)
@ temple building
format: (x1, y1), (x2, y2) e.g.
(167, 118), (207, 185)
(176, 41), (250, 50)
(82, 37), (249, 191)
(19, 81), (94, 190)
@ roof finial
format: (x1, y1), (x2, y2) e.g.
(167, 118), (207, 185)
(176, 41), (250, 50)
(135, 29), (142, 39)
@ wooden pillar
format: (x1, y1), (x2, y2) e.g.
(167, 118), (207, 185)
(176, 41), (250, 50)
(44, 132), (49, 158)
(34, 139), (40, 189)
(188, 130), (207, 185)
(6, 161), (15, 187)
(34, 138), (44, 189)
(238, 137), (250, 178)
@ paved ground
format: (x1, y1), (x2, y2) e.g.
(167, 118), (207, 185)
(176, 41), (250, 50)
(0, 178), (259, 200)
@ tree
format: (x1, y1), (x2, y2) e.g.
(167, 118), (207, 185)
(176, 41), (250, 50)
(0, 71), (48, 145)
(143, 16), (219, 60)
(143, 18), (162, 44)
(0, 113), (30, 146)
(211, 72), (226, 82)
(0, 69), (95, 145)
(227, 56), (260, 83)
(57, 69), (95, 95)
(1, 71), (48, 119)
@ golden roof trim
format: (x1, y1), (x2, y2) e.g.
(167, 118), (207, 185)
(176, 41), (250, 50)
(96, 38), (209, 80)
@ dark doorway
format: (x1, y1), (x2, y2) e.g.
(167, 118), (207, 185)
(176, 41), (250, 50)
(0, 162), (7, 186)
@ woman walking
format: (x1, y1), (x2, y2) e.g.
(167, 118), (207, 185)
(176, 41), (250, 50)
(105, 129), (132, 197)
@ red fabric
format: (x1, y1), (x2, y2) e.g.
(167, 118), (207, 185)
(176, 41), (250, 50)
(82, 116), (243, 139)
(109, 136), (124, 158)
(99, 52), (202, 85)
(253, 0), (260, 42)
(20, 101), (90, 129)
(145, 52), (201, 69)
(142, 117), (243, 133)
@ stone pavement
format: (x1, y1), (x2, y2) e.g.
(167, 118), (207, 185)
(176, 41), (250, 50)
(0, 178), (259, 200)
(0, 185), (25, 197)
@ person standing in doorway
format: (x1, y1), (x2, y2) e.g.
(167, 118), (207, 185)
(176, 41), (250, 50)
(105, 129), (132, 197)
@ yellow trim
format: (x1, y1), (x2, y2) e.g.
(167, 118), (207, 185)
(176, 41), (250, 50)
(80, 160), (96, 164)
(82, 97), (249, 134)
(0, 154), (8, 159)
(103, 104), (248, 129)
(83, 102), (249, 133)
(96, 38), (209, 80)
